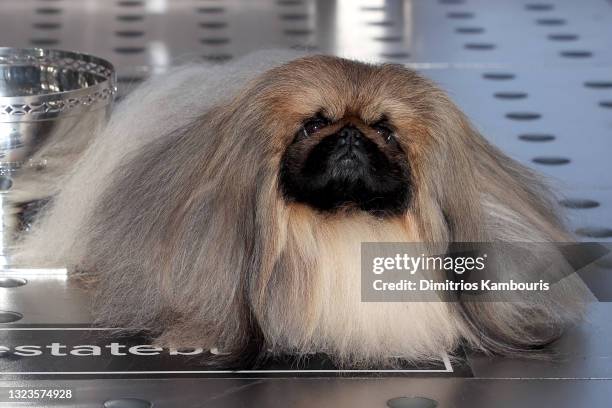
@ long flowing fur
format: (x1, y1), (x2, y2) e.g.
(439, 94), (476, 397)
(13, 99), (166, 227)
(15, 52), (592, 367)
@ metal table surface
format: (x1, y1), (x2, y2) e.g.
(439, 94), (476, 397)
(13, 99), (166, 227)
(1, 0), (612, 407)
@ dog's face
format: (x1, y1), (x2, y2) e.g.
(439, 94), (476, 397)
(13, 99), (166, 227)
(245, 56), (438, 217)
(279, 112), (411, 215)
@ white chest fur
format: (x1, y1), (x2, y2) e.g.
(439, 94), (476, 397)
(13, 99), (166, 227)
(265, 212), (463, 365)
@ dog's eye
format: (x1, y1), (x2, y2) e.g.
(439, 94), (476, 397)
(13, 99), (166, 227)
(303, 117), (329, 135)
(373, 123), (394, 142)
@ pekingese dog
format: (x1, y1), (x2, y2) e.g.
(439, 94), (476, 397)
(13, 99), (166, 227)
(17, 51), (591, 367)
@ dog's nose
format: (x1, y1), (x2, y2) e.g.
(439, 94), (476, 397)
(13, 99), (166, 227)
(337, 126), (363, 147)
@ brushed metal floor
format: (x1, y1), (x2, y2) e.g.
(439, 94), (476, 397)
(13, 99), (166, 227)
(1, 0), (612, 407)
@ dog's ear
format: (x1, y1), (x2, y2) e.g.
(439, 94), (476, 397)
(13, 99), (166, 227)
(83, 108), (269, 365)
(430, 103), (591, 356)
(410, 97), (565, 243)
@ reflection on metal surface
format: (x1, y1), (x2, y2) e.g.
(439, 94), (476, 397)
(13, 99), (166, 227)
(0, 48), (116, 266)
(0, 268), (67, 277)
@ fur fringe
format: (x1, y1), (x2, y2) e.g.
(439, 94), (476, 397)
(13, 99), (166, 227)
(14, 51), (593, 368)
